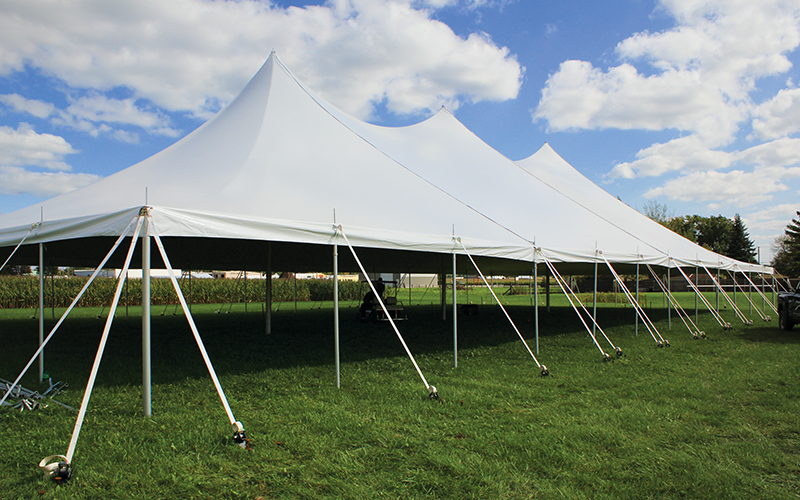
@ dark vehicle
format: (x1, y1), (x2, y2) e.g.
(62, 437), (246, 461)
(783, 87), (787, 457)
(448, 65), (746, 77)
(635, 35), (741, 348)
(778, 282), (800, 331)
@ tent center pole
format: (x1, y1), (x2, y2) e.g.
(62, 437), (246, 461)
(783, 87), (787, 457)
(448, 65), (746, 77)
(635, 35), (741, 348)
(142, 216), (151, 418)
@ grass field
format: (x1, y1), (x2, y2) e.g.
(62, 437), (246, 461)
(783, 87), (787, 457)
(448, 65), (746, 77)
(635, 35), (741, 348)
(1, 289), (798, 499)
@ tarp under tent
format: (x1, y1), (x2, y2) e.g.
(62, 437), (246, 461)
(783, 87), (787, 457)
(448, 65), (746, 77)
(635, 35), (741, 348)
(0, 52), (770, 278)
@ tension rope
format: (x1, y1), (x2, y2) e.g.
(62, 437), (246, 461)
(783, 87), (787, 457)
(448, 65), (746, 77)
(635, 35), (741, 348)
(335, 225), (440, 398)
(645, 264), (705, 339)
(601, 255), (668, 346)
(732, 266), (777, 316)
(539, 252), (619, 360)
(1, 215), (140, 408)
(457, 239), (548, 374)
(699, 265), (751, 325)
(669, 264), (730, 329)
(724, 269), (770, 321)
(150, 224), (248, 446)
(0, 222), (40, 273)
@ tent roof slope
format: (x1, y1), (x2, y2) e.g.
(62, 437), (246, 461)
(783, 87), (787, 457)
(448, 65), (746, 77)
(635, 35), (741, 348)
(0, 54), (533, 270)
(0, 53), (770, 274)
(515, 144), (771, 273)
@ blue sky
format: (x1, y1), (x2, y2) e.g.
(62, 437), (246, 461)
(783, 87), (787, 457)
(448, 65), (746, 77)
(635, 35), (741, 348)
(1, 0), (799, 263)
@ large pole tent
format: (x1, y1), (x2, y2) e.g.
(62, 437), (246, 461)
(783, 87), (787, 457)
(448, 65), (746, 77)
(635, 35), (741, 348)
(0, 53), (773, 480)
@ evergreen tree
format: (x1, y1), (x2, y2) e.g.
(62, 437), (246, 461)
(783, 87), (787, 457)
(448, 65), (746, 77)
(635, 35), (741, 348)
(775, 211), (800, 277)
(726, 214), (757, 263)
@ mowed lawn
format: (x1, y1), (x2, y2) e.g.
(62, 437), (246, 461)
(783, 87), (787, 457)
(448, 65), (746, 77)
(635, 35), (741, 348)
(1, 291), (798, 499)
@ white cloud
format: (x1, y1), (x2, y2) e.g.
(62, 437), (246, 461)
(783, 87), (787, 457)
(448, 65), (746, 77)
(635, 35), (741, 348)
(50, 93), (180, 139)
(0, 94), (56, 119)
(534, 0), (800, 146)
(0, 123), (77, 171)
(609, 136), (734, 178)
(0, 166), (100, 197)
(736, 137), (800, 167)
(643, 167), (793, 207)
(0, 0), (522, 121)
(0, 123), (96, 197)
(751, 88), (800, 140)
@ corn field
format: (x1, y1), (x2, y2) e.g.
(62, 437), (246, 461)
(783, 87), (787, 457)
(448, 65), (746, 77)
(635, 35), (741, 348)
(0, 276), (365, 309)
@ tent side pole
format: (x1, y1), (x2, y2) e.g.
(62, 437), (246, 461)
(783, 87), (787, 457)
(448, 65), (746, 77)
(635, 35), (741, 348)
(592, 256), (598, 336)
(534, 248), (539, 354)
(667, 264), (671, 329)
(266, 243), (272, 335)
(39, 243), (44, 383)
(452, 252), (457, 368)
(635, 262), (640, 337)
(142, 217), (151, 418)
(244, 269), (247, 314)
(334, 243), (340, 387)
(695, 264), (699, 324)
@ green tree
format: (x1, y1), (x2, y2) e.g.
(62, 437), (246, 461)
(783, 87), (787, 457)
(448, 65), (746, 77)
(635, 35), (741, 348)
(725, 214), (757, 263)
(695, 215), (732, 254)
(773, 211), (800, 277)
(0, 265), (31, 275)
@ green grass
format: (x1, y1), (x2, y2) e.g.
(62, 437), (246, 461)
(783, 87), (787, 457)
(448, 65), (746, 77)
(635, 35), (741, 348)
(1, 292), (798, 499)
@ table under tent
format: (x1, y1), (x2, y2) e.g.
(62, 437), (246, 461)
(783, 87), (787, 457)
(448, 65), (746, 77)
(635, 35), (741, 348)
(0, 53), (774, 483)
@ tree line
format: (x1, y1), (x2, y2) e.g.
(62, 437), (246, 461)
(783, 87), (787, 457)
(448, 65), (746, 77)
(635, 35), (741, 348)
(643, 201), (800, 278)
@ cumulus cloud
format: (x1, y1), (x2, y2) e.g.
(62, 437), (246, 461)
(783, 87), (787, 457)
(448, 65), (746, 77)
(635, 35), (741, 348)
(0, 123), (77, 171)
(610, 136), (734, 178)
(0, 0), (522, 122)
(50, 93), (180, 140)
(0, 123), (98, 197)
(0, 94), (56, 119)
(0, 166), (100, 197)
(534, 0), (800, 147)
(643, 167), (796, 207)
(751, 88), (800, 140)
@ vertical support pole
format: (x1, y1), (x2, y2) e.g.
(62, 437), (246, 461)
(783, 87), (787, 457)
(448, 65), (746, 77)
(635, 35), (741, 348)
(635, 262), (639, 337)
(748, 270), (752, 315)
(189, 269), (192, 314)
(334, 243), (340, 387)
(244, 270), (247, 314)
(266, 244), (272, 335)
(453, 252), (457, 368)
(126, 270), (129, 318)
(38, 243), (44, 383)
(142, 216), (151, 418)
(592, 253), (598, 336)
(534, 248), (539, 354)
(716, 268), (720, 312)
(667, 264), (672, 329)
(695, 263), (699, 325)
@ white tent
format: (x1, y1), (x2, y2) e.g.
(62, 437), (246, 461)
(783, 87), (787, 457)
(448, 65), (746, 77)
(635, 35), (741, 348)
(0, 52), (769, 276)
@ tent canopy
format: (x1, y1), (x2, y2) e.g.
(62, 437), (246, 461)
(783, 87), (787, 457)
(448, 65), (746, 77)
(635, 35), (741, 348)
(0, 53), (770, 276)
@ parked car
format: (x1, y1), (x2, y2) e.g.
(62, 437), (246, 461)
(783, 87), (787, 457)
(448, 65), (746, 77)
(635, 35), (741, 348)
(778, 282), (800, 331)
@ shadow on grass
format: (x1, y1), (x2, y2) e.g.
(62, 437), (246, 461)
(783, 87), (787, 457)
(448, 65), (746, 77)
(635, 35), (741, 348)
(1, 302), (785, 389)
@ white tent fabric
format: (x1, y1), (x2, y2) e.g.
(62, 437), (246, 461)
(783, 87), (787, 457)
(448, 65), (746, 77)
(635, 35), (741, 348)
(0, 53), (770, 275)
(515, 145), (768, 273)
